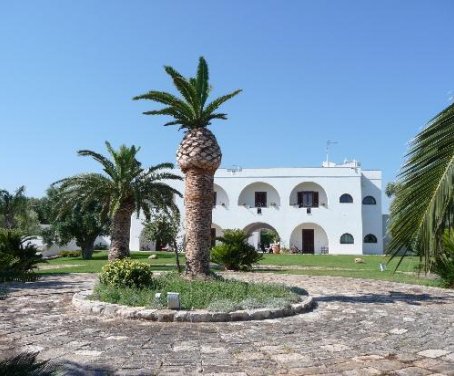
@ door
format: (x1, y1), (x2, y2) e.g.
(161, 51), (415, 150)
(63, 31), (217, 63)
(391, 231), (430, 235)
(302, 229), (315, 254)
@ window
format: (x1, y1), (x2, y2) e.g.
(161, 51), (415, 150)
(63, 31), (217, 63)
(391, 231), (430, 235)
(213, 192), (217, 207)
(297, 191), (319, 208)
(339, 194), (353, 203)
(364, 234), (377, 243)
(340, 233), (354, 244)
(362, 196), (376, 205)
(255, 192), (267, 207)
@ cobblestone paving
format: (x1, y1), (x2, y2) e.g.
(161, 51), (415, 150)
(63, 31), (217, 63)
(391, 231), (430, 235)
(1, 273), (453, 375)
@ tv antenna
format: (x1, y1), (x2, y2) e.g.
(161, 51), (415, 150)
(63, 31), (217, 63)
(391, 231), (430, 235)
(325, 140), (338, 165)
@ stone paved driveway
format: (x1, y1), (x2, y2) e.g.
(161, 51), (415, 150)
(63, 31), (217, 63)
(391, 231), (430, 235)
(1, 273), (453, 375)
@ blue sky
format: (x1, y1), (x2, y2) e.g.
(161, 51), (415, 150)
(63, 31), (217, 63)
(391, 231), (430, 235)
(1, 1), (453, 212)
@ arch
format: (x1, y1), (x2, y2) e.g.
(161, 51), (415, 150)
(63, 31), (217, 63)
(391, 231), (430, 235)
(238, 182), (281, 208)
(289, 222), (329, 254)
(289, 181), (328, 208)
(211, 223), (224, 247)
(340, 233), (354, 244)
(243, 222), (280, 251)
(362, 196), (377, 205)
(364, 234), (377, 243)
(339, 193), (353, 203)
(213, 183), (229, 208)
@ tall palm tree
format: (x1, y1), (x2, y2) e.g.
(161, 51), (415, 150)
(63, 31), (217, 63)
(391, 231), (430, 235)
(0, 186), (27, 229)
(54, 142), (182, 260)
(388, 102), (454, 270)
(133, 57), (241, 277)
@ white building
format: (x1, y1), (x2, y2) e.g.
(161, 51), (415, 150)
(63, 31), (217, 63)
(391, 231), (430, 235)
(130, 160), (383, 255)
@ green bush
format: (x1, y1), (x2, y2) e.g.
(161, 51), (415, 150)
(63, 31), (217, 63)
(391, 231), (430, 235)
(58, 250), (81, 258)
(99, 259), (154, 288)
(0, 229), (43, 281)
(431, 231), (454, 287)
(211, 229), (263, 271)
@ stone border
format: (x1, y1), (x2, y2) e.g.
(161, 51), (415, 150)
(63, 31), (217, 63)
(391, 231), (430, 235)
(72, 290), (315, 322)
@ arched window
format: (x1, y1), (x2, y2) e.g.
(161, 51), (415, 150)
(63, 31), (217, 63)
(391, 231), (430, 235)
(339, 194), (353, 203)
(364, 234), (377, 243)
(340, 233), (354, 244)
(362, 196), (376, 205)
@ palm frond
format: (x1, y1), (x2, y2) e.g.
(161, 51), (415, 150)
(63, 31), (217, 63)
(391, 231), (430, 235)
(133, 91), (194, 118)
(202, 89), (242, 119)
(196, 56), (210, 108)
(164, 66), (199, 113)
(135, 57), (241, 130)
(388, 103), (454, 270)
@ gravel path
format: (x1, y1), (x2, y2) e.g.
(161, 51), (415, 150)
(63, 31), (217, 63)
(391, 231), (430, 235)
(1, 273), (453, 375)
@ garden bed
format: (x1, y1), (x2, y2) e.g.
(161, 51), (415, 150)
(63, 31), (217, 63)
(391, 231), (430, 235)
(73, 272), (314, 322)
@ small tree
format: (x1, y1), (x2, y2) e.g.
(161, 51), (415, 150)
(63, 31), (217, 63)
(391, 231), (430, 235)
(142, 209), (182, 272)
(211, 229), (263, 271)
(44, 188), (110, 260)
(0, 187), (40, 235)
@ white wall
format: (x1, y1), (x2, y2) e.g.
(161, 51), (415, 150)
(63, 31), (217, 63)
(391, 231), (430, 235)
(129, 165), (383, 255)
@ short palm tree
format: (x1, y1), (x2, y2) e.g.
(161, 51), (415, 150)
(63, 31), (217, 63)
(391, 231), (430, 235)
(388, 102), (454, 270)
(134, 57), (241, 277)
(0, 186), (27, 229)
(54, 142), (182, 260)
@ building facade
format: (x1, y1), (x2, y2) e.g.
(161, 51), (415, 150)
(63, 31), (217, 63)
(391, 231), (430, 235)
(130, 160), (383, 255)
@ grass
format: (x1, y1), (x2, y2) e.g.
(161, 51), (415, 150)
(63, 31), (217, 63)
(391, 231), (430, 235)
(37, 251), (442, 287)
(37, 251), (183, 274)
(92, 272), (300, 311)
(257, 254), (440, 287)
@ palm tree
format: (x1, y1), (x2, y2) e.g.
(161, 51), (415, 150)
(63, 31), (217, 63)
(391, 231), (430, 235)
(0, 186), (27, 229)
(54, 142), (182, 260)
(133, 57), (241, 277)
(388, 102), (454, 270)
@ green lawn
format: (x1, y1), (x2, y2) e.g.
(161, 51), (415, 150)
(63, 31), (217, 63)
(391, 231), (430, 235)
(257, 254), (440, 287)
(37, 251), (183, 274)
(38, 251), (441, 287)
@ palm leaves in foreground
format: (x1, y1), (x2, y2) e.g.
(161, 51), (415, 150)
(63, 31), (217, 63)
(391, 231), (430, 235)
(388, 102), (454, 270)
(133, 56), (241, 130)
(0, 353), (59, 376)
(54, 142), (182, 260)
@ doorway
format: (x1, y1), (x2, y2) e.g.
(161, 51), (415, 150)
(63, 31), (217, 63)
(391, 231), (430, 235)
(302, 229), (315, 254)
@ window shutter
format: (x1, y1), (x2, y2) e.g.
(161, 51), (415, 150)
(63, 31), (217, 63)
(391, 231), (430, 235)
(313, 192), (319, 207)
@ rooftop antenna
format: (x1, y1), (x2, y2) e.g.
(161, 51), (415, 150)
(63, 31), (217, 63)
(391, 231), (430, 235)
(325, 140), (338, 165)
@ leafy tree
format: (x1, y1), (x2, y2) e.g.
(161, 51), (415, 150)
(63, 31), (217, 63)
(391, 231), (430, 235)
(0, 186), (27, 229)
(54, 142), (182, 260)
(0, 187), (41, 235)
(43, 188), (110, 260)
(27, 196), (51, 224)
(134, 57), (241, 278)
(388, 103), (454, 270)
(142, 209), (182, 272)
(211, 229), (263, 271)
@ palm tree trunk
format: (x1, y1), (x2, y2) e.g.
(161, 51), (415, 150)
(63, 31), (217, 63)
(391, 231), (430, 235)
(109, 203), (134, 260)
(184, 168), (214, 277)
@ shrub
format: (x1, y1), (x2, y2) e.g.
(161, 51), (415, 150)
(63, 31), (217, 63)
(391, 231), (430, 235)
(0, 230), (43, 281)
(431, 231), (454, 287)
(211, 229), (263, 271)
(99, 259), (154, 288)
(58, 250), (81, 258)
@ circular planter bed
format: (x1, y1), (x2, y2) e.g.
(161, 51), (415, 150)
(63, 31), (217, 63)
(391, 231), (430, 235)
(72, 290), (314, 322)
